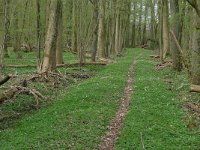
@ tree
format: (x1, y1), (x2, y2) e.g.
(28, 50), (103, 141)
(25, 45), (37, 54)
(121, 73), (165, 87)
(162, 0), (170, 59)
(56, 0), (64, 65)
(97, 0), (105, 58)
(2, 0), (10, 58)
(170, 0), (183, 71)
(90, 0), (99, 62)
(186, 0), (200, 85)
(39, 0), (62, 73)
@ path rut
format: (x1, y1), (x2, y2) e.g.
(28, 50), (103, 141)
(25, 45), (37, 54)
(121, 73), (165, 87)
(98, 57), (136, 150)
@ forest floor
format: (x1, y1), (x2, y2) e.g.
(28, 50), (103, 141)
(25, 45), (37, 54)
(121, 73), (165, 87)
(1, 48), (200, 149)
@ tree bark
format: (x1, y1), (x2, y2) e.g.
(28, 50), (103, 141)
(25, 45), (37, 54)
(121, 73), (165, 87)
(162, 0), (170, 59)
(186, 0), (200, 85)
(71, 0), (77, 53)
(170, 0), (183, 71)
(97, 0), (105, 58)
(2, 0), (10, 58)
(39, 0), (61, 73)
(56, 0), (64, 65)
(91, 0), (98, 62)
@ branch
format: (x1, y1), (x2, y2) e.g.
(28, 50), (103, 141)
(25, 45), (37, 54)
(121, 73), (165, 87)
(170, 30), (183, 54)
(186, 0), (200, 17)
(170, 30), (191, 75)
(190, 84), (200, 93)
(4, 62), (108, 68)
(186, 0), (196, 8)
(0, 76), (11, 86)
(89, 0), (94, 5)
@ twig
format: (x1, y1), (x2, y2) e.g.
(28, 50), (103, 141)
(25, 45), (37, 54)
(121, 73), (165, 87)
(140, 132), (146, 150)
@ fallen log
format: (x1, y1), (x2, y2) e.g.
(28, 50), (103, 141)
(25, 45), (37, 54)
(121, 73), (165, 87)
(190, 84), (200, 93)
(150, 55), (160, 59)
(0, 76), (11, 86)
(56, 62), (108, 68)
(4, 64), (36, 68)
(4, 62), (108, 68)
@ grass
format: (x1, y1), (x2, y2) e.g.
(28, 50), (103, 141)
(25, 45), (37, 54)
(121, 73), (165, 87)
(115, 49), (200, 149)
(0, 49), (142, 149)
(0, 49), (103, 130)
(1, 49), (77, 75)
(2, 48), (199, 149)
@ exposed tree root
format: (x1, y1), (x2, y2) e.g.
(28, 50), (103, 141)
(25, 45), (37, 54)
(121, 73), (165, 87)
(12, 86), (46, 106)
(0, 85), (46, 105)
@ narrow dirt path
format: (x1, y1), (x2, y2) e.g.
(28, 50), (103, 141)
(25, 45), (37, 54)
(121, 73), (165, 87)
(98, 57), (136, 150)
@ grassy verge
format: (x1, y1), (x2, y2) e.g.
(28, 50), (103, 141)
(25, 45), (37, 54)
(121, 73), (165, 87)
(115, 49), (200, 149)
(0, 49), (141, 149)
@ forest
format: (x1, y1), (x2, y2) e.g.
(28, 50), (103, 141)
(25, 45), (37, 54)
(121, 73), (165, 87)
(0, 0), (200, 149)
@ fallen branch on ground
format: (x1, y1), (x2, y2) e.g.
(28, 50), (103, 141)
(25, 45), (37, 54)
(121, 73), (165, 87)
(190, 84), (200, 93)
(4, 62), (108, 68)
(150, 55), (160, 59)
(0, 85), (46, 105)
(0, 76), (11, 86)
(56, 62), (108, 68)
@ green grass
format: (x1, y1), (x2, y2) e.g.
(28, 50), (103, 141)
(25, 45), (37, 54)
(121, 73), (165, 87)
(2, 48), (199, 149)
(0, 49), (142, 149)
(115, 49), (200, 150)
(1, 49), (77, 75)
(0, 49), (103, 130)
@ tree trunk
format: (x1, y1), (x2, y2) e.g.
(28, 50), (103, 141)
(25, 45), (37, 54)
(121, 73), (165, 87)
(2, 0), (10, 58)
(162, 0), (170, 59)
(56, 0), (64, 65)
(71, 0), (77, 53)
(36, 0), (41, 70)
(191, 16), (200, 85)
(158, 0), (164, 62)
(91, 0), (98, 62)
(39, 0), (61, 73)
(131, 2), (136, 47)
(150, 0), (156, 49)
(114, 0), (119, 55)
(186, 0), (200, 85)
(170, 0), (182, 71)
(141, 1), (148, 45)
(97, 0), (105, 58)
